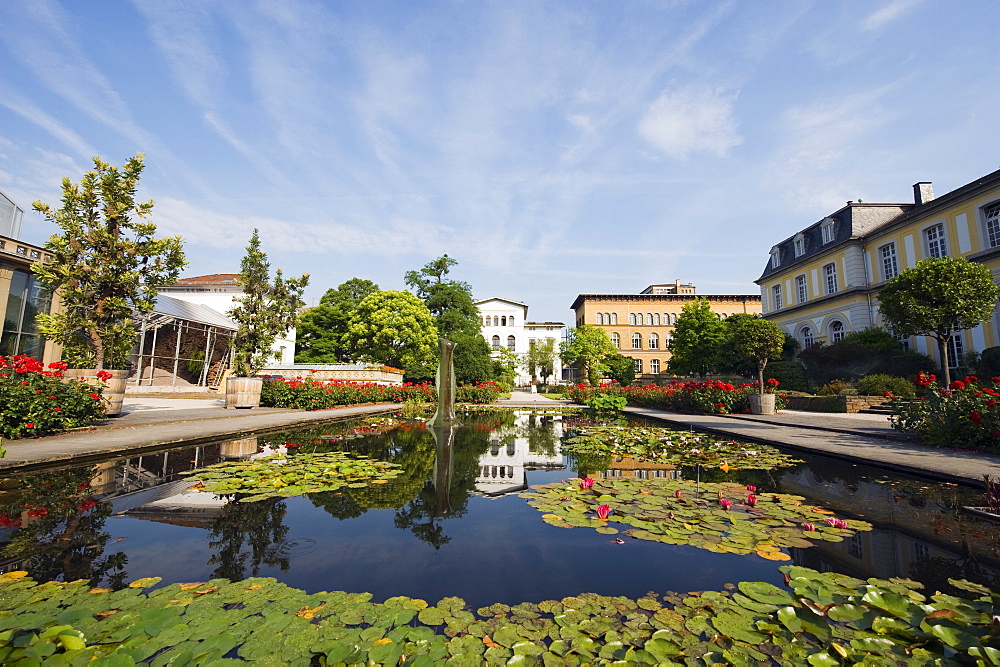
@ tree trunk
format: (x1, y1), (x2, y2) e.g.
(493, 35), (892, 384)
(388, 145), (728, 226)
(937, 335), (951, 387)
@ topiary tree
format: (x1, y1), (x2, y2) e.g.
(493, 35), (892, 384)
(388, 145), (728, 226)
(877, 257), (1000, 386)
(732, 317), (785, 394)
(228, 229), (309, 376)
(31, 154), (186, 370)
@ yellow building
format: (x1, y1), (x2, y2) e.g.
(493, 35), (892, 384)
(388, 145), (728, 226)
(756, 168), (1000, 368)
(570, 281), (761, 382)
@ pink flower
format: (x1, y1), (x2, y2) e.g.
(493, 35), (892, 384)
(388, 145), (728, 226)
(595, 505), (611, 520)
(745, 485), (756, 492)
(674, 489), (682, 499)
(803, 523), (816, 531)
(719, 499), (733, 510)
(746, 494), (757, 507)
(579, 478), (594, 490)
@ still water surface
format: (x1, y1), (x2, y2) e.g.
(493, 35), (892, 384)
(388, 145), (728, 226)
(1, 410), (997, 609)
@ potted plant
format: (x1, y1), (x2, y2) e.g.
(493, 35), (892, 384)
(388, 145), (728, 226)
(732, 317), (785, 415)
(225, 229), (308, 408)
(31, 154), (186, 416)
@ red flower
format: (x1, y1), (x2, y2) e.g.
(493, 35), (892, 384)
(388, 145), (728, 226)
(79, 498), (98, 512)
(90, 392), (100, 400)
(26, 507), (48, 518)
(96, 370), (113, 382)
(970, 411), (983, 425)
(25, 422), (34, 429)
(949, 380), (965, 391)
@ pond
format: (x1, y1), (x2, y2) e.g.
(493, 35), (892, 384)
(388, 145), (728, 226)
(1, 408), (998, 612)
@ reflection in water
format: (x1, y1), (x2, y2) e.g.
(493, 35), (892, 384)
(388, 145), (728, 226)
(208, 498), (290, 581)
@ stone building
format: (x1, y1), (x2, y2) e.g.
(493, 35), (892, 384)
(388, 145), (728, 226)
(570, 281), (761, 382)
(475, 297), (564, 385)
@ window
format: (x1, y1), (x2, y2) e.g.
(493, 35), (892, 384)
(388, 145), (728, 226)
(650, 359), (660, 374)
(610, 313), (617, 325)
(653, 313), (660, 325)
(506, 335), (516, 351)
(848, 533), (863, 560)
(801, 326), (814, 348)
(611, 332), (620, 348)
(985, 202), (1000, 249)
(770, 246), (781, 268)
(925, 223), (948, 258)
(595, 313), (604, 325)
(646, 313), (654, 326)
(633, 358), (642, 374)
(793, 234), (805, 257)
(824, 263), (838, 294)
(948, 335), (964, 368)
(493, 316), (499, 326)
(632, 333), (642, 349)
(796, 275), (807, 303)
(1, 270), (51, 359)
(649, 333), (659, 349)
(879, 243), (898, 281)
(821, 218), (835, 244)
(491, 335), (501, 351)
(830, 321), (845, 343)
(772, 284), (782, 310)
(629, 313), (638, 326)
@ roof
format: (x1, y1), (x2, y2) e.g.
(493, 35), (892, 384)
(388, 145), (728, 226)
(570, 293), (760, 311)
(152, 294), (237, 330)
(474, 297), (528, 308)
(172, 273), (241, 286)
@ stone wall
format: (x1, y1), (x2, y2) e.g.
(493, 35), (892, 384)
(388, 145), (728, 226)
(784, 395), (890, 413)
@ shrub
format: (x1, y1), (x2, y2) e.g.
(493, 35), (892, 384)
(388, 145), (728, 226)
(856, 374), (915, 396)
(976, 346), (1000, 380)
(259, 377), (501, 410)
(818, 380), (852, 396)
(890, 372), (1000, 450)
(763, 361), (809, 393)
(0, 355), (107, 439)
(567, 379), (787, 415)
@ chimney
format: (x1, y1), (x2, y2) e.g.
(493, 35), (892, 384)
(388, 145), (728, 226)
(913, 182), (934, 205)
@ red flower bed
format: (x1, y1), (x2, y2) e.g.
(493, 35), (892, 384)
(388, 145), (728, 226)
(0, 355), (107, 439)
(260, 377), (502, 410)
(567, 379), (786, 415)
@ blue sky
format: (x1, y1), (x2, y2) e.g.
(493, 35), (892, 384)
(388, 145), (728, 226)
(1, 1), (998, 323)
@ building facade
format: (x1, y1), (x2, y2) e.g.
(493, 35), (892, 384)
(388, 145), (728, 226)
(475, 297), (564, 385)
(570, 281), (761, 382)
(756, 169), (1000, 368)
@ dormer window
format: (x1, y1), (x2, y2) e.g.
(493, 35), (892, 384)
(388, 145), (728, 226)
(821, 218), (836, 244)
(793, 233), (805, 257)
(770, 246), (781, 268)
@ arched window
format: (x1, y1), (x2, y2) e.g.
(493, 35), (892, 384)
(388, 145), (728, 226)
(596, 313), (604, 325)
(611, 332), (620, 348)
(653, 313), (660, 325)
(645, 313), (653, 326)
(501, 316), (507, 326)
(491, 335), (501, 351)
(506, 335), (516, 351)
(632, 333), (642, 349)
(628, 313), (637, 326)
(801, 327), (814, 348)
(493, 316), (499, 326)
(610, 313), (618, 325)
(509, 317), (515, 327)
(830, 321), (845, 343)
(648, 333), (659, 349)
(984, 202), (1000, 248)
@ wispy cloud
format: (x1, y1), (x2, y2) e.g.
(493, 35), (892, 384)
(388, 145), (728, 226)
(861, 0), (923, 31)
(0, 83), (97, 158)
(638, 85), (742, 159)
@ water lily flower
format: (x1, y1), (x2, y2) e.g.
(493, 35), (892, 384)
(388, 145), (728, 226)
(615, 538), (625, 544)
(803, 523), (816, 531)
(746, 494), (757, 507)
(674, 489), (682, 498)
(719, 499), (733, 510)
(746, 485), (757, 492)
(579, 478), (594, 489)
(595, 505), (611, 520)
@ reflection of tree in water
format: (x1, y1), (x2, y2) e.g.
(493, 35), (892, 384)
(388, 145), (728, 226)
(207, 497), (289, 581)
(0, 467), (127, 587)
(525, 413), (560, 457)
(909, 544), (1000, 597)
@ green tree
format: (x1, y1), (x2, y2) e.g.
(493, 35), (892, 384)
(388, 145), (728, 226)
(491, 347), (521, 390)
(342, 290), (438, 376)
(667, 299), (728, 377)
(732, 317), (785, 394)
(295, 278), (380, 363)
(31, 154), (186, 369)
(602, 351), (636, 386)
(561, 325), (616, 385)
(715, 313), (761, 377)
(228, 229), (309, 376)
(525, 338), (558, 385)
(877, 257), (1000, 386)
(404, 254), (493, 383)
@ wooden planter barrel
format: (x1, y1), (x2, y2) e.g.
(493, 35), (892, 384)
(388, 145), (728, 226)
(749, 393), (776, 415)
(220, 436), (259, 458)
(67, 369), (129, 417)
(225, 376), (263, 409)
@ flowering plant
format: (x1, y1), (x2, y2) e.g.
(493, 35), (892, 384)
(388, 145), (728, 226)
(568, 379), (786, 416)
(891, 373), (1000, 450)
(260, 377), (502, 410)
(0, 355), (107, 439)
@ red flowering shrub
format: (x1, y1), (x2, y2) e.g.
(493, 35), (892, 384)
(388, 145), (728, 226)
(567, 379), (786, 415)
(0, 355), (107, 439)
(891, 373), (1000, 450)
(260, 376), (500, 410)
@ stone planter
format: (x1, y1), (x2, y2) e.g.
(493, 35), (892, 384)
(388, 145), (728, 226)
(225, 376), (263, 409)
(67, 368), (128, 417)
(748, 393), (776, 415)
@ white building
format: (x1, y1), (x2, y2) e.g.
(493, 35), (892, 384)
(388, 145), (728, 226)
(475, 297), (563, 386)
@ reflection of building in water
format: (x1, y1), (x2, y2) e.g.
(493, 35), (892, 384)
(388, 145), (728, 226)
(598, 456), (680, 481)
(475, 413), (565, 497)
(780, 468), (1000, 586)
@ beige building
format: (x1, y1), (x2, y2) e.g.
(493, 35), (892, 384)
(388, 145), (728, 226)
(570, 281), (761, 382)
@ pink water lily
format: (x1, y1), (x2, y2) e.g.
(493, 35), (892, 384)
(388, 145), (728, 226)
(595, 504), (611, 520)
(803, 523), (816, 531)
(579, 477), (594, 489)
(746, 494), (758, 507)
(746, 485), (757, 492)
(674, 489), (682, 499)
(719, 499), (733, 510)
(825, 517), (849, 529)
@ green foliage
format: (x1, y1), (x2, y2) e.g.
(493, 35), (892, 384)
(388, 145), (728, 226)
(975, 346), (1000, 379)
(525, 338), (558, 385)
(842, 327), (904, 353)
(524, 477), (870, 556)
(561, 424), (802, 470)
(228, 229), (309, 376)
(0, 356), (105, 439)
(891, 374), (1000, 450)
(185, 349), (206, 377)
(732, 317), (785, 393)
(560, 325), (616, 385)
(31, 153), (186, 370)
(295, 278), (380, 363)
(4, 563), (998, 664)
(798, 332), (929, 387)
(583, 393), (627, 414)
(878, 256), (1000, 385)
(762, 361), (809, 392)
(342, 290), (438, 378)
(601, 351), (636, 386)
(667, 299), (728, 377)
(818, 379), (852, 396)
(183, 451), (404, 502)
(856, 374), (915, 396)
